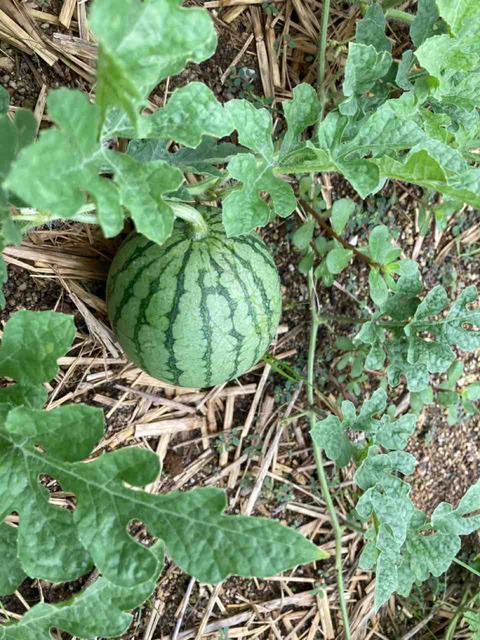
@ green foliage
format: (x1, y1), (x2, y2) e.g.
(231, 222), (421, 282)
(357, 261), (480, 392)
(89, 0), (216, 132)
(1, 0), (480, 629)
(6, 90), (125, 238)
(293, 204), (404, 307)
(2, 0), (480, 251)
(147, 83), (234, 147)
(465, 609), (480, 638)
(419, 361), (480, 424)
(105, 150), (183, 243)
(221, 86), (320, 235)
(0, 309), (75, 384)
(0, 309), (325, 635)
(273, 1), (480, 212)
(313, 390), (480, 611)
(331, 198), (355, 235)
(127, 138), (242, 178)
(0, 86), (9, 115)
(0, 524), (25, 596)
(0, 543), (165, 639)
(326, 246), (353, 274)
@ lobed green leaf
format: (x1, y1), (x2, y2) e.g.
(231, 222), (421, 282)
(89, 0), (216, 132)
(0, 543), (164, 639)
(128, 138), (242, 177)
(280, 84), (321, 156)
(146, 83), (234, 148)
(0, 524), (26, 596)
(6, 90), (124, 238)
(222, 153), (296, 236)
(0, 310), (75, 384)
(105, 151), (183, 244)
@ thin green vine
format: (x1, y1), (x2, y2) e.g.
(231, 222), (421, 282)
(308, 271), (352, 639)
(316, 0), (331, 120)
(307, 0), (352, 636)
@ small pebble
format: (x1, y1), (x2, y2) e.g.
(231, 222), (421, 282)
(8, 80), (16, 89)
(0, 58), (14, 72)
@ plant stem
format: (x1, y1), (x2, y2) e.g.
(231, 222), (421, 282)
(318, 313), (363, 325)
(385, 8), (415, 24)
(169, 202), (209, 239)
(14, 212), (100, 225)
(306, 4), (351, 634)
(316, 0), (331, 119)
(299, 198), (382, 269)
(307, 271), (352, 640)
(14, 205), (99, 226)
(382, 0), (409, 8)
(453, 557), (480, 578)
(445, 587), (477, 640)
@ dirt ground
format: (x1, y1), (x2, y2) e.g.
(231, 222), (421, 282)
(0, 1), (479, 639)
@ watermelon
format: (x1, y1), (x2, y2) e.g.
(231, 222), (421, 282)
(107, 210), (282, 388)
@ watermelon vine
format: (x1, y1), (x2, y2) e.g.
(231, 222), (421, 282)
(0, 0), (479, 637)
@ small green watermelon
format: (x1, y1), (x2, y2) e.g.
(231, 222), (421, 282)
(107, 211), (282, 388)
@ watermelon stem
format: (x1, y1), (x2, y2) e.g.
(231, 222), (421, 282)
(169, 203), (209, 239)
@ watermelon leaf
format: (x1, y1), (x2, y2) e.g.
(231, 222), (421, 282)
(410, 0), (442, 47)
(147, 83), (234, 147)
(0, 383), (47, 409)
(1, 406), (326, 587)
(280, 83), (321, 156)
(0, 523), (26, 596)
(225, 99), (275, 161)
(0, 543), (165, 639)
(222, 153), (296, 236)
(222, 90), (323, 235)
(315, 389), (477, 611)
(0, 108), (36, 207)
(0, 309), (325, 596)
(0, 108), (37, 266)
(105, 151), (184, 244)
(464, 609), (480, 635)
(0, 309), (75, 384)
(127, 138), (243, 177)
(6, 89), (125, 238)
(343, 43), (392, 98)
(89, 0), (216, 133)
(0, 85), (9, 115)
(355, 258), (480, 392)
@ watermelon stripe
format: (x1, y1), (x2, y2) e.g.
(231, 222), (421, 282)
(206, 230), (228, 242)
(216, 237), (275, 329)
(209, 239), (264, 366)
(239, 236), (277, 270)
(164, 242), (195, 384)
(132, 243), (188, 371)
(112, 237), (187, 329)
(207, 252), (244, 381)
(112, 256), (159, 329)
(197, 266), (214, 386)
(235, 238), (280, 337)
(107, 237), (155, 297)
